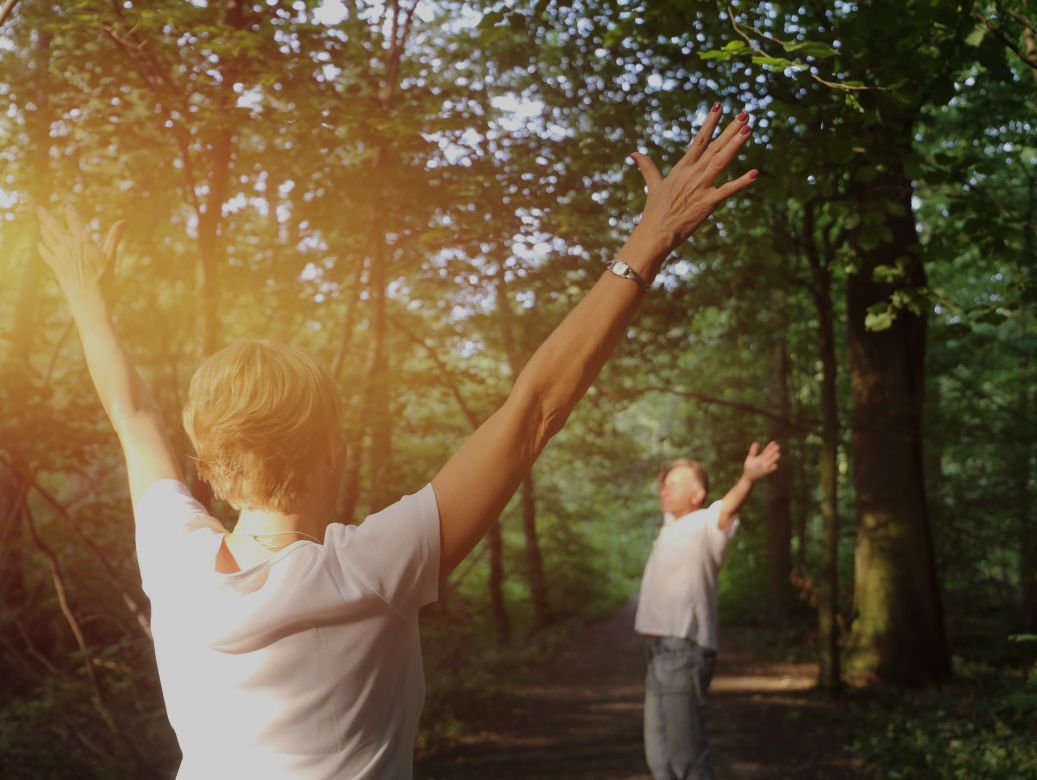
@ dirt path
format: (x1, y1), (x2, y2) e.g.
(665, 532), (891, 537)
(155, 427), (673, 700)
(416, 599), (869, 779)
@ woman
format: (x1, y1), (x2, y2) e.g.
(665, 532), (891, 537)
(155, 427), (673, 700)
(36, 103), (757, 778)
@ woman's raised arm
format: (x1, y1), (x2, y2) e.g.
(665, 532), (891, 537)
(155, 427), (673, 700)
(37, 206), (183, 505)
(432, 104), (758, 577)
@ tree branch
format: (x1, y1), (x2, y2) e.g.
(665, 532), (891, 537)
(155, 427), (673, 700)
(602, 385), (821, 434)
(972, 8), (1037, 70)
(0, 0), (20, 28)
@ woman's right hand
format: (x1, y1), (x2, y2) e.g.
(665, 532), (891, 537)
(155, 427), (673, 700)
(629, 104), (758, 256)
(37, 205), (125, 299)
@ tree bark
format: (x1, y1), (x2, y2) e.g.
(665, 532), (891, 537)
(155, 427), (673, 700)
(844, 159), (950, 685)
(487, 519), (511, 645)
(1, 26), (52, 620)
(494, 263), (552, 627)
(1020, 173), (1037, 629)
(766, 290), (793, 623)
(814, 280), (841, 691)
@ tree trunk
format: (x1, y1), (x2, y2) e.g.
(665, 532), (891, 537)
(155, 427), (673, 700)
(766, 290), (793, 623)
(1020, 173), (1037, 630)
(520, 473), (552, 626)
(487, 519), (511, 645)
(495, 262), (552, 627)
(359, 173), (393, 512)
(1, 27), (52, 618)
(844, 160), (950, 685)
(193, 0), (248, 359)
(814, 281), (841, 691)
(792, 434), (809, 574)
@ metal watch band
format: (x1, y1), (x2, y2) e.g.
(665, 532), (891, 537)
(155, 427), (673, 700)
(605, 258), (650, 293)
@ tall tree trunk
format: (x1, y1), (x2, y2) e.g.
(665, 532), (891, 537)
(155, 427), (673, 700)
(766, 290), (793, 623)
(1020, 173), (1037, 630)
(349, 3), (418, 513)
(814, 281), (841, 691)
(1, 26), (52, 619)
(363, 216), (393, 511)
(844, 159), (949, 685)
(494, 263), (551, 626)
(488, 519), (511, 645)
(519, 473), (552, 626)
(792, 434), (809, 574)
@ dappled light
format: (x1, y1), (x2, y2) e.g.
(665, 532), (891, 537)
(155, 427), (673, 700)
(2, 1), (1036, 778)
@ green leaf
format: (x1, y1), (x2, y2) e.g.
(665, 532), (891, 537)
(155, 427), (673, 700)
(872, 264), (904, 283)
(751, 55), (798, 71)
(964, 23), (986, 47)
(783, 41), (839, 59)
(865, 305), (895, 331)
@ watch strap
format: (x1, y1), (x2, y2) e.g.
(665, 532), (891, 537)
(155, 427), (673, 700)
(605, 258), (650, 293)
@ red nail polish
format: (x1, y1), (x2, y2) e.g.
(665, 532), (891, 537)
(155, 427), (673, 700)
(737, 111), (749, 122)
(630, 154), (638, 163)
(711, 101), (721, 113)
(740, 124), (752, 135)
(749, 169), (759, 179)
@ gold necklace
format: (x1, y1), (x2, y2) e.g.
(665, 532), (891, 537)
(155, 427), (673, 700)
(246, 530), (322, 551)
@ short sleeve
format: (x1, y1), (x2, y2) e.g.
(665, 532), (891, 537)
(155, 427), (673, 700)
(133, 479), (226, 597)
(705, 499), (739, 564)
(329, 483), (440, 615)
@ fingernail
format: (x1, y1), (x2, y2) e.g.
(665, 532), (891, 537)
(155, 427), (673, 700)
(749, 169), (759, 179)
(737, 111), (749, 122)
(711, 101), (721, 113)
(629, 153), (638, 163)
(740, 124), (752, 135)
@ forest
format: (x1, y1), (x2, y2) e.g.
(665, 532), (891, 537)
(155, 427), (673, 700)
(1, 0), (1035, 777)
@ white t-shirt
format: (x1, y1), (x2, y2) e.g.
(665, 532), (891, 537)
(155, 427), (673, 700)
(634, 500), (738, 650)
(133, 479), (440, 779)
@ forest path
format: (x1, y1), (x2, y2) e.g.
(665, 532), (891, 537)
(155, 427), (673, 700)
(415, 598), (869, 779)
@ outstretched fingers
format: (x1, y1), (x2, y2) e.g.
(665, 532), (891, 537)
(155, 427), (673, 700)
(700, 116), (751, 186)
(101, 221), (127, 262)
(63, 203), (87, 239)
(712, 168), (759, 204)
(631, 152), (663, 189)
(677, 101), (724, 168)
(36, 207), (67, 251)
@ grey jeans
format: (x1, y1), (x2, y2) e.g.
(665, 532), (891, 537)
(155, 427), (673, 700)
(643, 636), (717, 780)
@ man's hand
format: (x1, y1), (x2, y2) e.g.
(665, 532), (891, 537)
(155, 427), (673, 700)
(37, 205), (125, 299)
(743, 441), (781, 482)
(719, 440), (781, 530)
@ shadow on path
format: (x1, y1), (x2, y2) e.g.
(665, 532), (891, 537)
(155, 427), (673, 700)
(416, 598), (870, 779)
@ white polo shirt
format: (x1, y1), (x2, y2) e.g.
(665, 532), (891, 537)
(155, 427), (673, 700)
(634, 500), (738, 650)
(133, 479), (440, 779)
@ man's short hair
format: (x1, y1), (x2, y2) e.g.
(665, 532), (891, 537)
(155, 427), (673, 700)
(182, 340), (342, 512)
(657, 458), (709, 495)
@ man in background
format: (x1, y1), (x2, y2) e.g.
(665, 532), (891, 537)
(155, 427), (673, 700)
(635, 442), (781, 780)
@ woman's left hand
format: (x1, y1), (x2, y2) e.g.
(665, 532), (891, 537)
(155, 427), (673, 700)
(37, 205), (126, 297)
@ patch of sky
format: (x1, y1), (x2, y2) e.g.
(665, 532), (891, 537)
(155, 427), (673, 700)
(235, 85), (264, 112)
(314, 0), (348, 25)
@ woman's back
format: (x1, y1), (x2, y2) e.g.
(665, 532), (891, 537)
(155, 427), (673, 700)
(135, 480), (440, 779)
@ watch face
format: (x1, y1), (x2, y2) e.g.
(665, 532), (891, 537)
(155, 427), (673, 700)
(612, 260), (631, 275)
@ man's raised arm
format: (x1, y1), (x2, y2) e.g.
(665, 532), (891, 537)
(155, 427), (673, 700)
(718, 441), (782, 531)
(37, 206), (182, 504)
(433, 105), (759, 577)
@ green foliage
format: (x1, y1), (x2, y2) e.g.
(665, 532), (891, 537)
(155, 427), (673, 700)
(852, 657), (1037, 779)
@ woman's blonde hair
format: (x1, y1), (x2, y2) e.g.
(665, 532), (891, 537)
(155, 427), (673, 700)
(182, 340), (342, 512)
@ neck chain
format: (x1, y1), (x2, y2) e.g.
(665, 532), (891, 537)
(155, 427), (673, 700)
(246, 529), (322, 551)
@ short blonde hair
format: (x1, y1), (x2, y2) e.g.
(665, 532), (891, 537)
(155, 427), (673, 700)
(182, 340), (342, 512)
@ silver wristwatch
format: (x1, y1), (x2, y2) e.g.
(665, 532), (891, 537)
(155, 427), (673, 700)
(605, 258), (650, 293)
